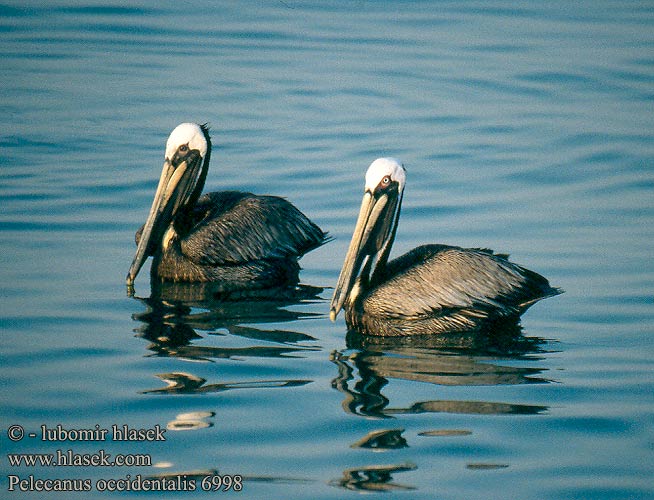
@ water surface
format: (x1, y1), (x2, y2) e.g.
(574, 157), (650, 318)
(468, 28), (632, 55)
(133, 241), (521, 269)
(1, 1), (653, 499)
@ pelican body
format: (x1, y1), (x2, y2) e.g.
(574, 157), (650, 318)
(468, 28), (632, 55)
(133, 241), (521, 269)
(330, 158), (560, 336)
(127, 123), (327, 294)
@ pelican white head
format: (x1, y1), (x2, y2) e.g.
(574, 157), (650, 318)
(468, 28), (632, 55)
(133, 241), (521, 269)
(365, 157), (406, 193)
(165, 122), (208, 160)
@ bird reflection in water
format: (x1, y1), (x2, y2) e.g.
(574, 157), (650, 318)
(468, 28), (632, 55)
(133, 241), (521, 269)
(330, 462), (417, 492)
(350, 428), (408, 451)
(142, 372), (310, 395)
(132, 280), (323, 361)
(331, 320), (553, 419)
(131, 280), (323, 394)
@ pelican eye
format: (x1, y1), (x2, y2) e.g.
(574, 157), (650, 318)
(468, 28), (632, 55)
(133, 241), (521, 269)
(171, 143), (196, 167)
(376, 175), (392, 191)
(372, 175), (394, 196)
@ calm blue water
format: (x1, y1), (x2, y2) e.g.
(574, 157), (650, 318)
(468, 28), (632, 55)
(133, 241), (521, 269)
(1, 1), (653, 498)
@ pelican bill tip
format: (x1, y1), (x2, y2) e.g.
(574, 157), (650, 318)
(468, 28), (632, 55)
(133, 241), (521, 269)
(329, 309), (338, 322)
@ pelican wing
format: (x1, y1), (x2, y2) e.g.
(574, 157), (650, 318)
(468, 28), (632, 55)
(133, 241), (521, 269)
(365, 245), (555, 319)
(180, 192), (326, 266)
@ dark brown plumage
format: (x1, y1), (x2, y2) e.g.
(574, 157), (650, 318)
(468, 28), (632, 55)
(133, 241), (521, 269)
(141, 190), (325, 288)
(345, 244), (560, 336)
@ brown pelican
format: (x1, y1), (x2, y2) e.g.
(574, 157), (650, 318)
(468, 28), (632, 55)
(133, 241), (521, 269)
(126, 123), (328, 294)
(330, 158), (561, 336)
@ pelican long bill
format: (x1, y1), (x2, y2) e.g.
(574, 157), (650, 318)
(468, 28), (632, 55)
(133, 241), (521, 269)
(126, 153), (203, 286)
(330, 189), (396, 321)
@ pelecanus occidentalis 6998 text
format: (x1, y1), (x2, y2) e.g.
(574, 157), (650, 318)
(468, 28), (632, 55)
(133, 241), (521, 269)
(330, 158), (561, 336)
(126, 123), (328, 294)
